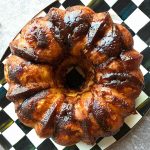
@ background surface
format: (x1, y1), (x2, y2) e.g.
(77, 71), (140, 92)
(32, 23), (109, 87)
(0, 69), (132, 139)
(0, 0), (150, 150)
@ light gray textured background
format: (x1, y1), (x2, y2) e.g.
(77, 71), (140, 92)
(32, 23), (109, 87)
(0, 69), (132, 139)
(0, 0), (150, 150)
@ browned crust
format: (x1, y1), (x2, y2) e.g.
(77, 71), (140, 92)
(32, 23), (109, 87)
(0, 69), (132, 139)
(5, 5), (144, 146)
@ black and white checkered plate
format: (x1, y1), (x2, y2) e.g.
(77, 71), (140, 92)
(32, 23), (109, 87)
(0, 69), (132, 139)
(0, 0), (150, 150)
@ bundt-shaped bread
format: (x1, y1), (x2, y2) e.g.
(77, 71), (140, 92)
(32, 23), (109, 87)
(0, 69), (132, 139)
(5, 6), (144, 146)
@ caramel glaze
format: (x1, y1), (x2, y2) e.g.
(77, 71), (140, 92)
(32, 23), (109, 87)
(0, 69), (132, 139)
(5, 5), (144, 146)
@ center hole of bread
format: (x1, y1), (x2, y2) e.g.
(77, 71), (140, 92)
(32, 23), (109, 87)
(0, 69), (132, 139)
(65, 66), (85, 90)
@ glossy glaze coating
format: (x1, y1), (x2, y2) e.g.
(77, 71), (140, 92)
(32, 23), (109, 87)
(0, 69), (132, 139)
(5, 5), (144, 146)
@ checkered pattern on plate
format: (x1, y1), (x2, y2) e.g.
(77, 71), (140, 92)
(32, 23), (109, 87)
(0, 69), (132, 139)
(0, 0), (150, 150)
